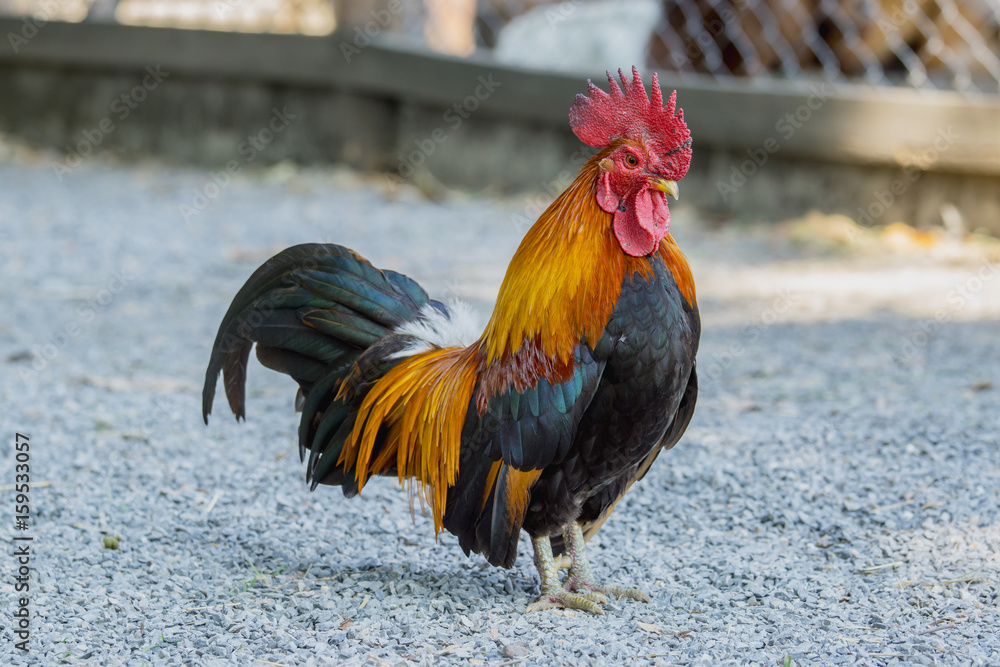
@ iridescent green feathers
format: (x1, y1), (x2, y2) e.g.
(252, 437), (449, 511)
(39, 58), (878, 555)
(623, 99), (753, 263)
(202, 243), (430, 423)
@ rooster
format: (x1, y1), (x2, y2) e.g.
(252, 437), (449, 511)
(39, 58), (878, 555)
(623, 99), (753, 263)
(203, 67), (699, 613)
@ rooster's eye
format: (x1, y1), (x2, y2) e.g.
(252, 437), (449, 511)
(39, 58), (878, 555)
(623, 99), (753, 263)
(625, 154), (638, 167)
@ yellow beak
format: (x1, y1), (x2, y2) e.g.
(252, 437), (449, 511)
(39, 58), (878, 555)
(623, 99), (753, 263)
(652, 178), (679, 200)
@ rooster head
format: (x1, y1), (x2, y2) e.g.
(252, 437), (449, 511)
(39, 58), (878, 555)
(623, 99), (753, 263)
(569, 67), (692, 257)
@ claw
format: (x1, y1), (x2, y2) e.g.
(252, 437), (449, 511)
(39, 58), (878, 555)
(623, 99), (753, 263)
(572, 588), (610, 605)
(570, 580), (650, 603)
(527, 588), (605, 615)
(614, 586), (651, 602)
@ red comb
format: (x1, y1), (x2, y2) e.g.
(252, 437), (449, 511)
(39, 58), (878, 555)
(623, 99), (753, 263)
(569, 67), (690, 149)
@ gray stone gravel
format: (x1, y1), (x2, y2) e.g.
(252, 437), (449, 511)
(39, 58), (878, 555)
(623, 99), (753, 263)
(1, 148), (999, 666)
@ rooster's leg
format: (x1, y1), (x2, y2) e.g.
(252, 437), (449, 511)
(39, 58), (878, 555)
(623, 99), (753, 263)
(526, 534), (605, 614)
(561, 522), (651, 604)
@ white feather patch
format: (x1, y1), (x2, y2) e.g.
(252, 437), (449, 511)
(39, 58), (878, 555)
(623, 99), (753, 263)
(389, 300), (483, 359)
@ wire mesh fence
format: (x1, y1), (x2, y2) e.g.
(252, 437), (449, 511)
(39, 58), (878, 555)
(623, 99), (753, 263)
(476, 0), (1000, 95)
(2, 0), (999, 94)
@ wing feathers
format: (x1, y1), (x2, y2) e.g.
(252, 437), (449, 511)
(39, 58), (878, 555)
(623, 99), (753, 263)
(487, 345), (605, 471)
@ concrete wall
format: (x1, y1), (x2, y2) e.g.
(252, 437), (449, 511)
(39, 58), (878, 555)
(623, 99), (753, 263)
(0, 66), (397, 171)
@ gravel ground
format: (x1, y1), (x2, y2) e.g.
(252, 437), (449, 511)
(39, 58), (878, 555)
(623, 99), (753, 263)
(1, 145), (999, 666)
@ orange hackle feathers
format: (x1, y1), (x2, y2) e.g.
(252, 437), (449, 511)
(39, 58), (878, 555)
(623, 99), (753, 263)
(478, 146), (647, 401)
(659, 234), (697, 307)
(476, 143), (695, 409)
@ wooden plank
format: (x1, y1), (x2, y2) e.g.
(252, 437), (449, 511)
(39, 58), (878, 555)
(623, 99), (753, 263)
(1, 19), (997, 174)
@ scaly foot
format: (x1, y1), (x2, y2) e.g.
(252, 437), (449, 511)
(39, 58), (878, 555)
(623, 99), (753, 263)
(561, 523), (651, 604)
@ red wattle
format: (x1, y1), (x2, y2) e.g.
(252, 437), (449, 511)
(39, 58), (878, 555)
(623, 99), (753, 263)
(649, 189), (671, 237)
(611, 186), (671, 257)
